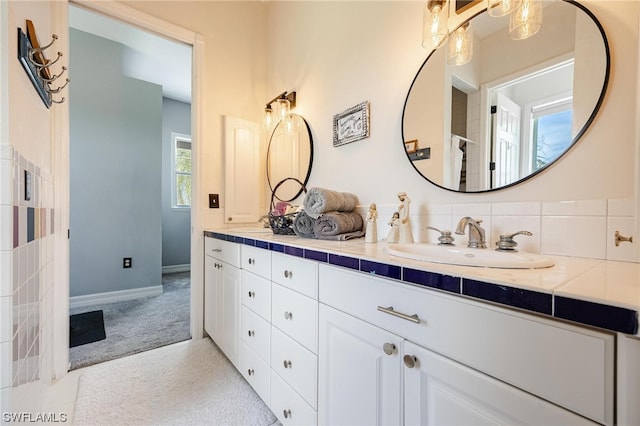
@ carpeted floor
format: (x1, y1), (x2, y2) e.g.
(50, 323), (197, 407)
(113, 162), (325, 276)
(69, 271), (191, 370)
(73, 338), (278, 425)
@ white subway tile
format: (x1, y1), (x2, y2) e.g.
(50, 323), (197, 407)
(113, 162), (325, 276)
(0, 145), (13, 161)
(541, 216), (606, 258)
(491, 215), (541, 253)
(0, 342), (10, 388)
(492, 201), (541, 216)
(427, 204), (452, 216)
(606, 217), (637, 262)
(452, 202), (491, 216)
(0, 206), (12, 251)
(542, 199), (606, 216)
(608, 198), (634, 217)
(0, 251), (10, 297)
(0, 296), (12, 343)
(0, 159), (12, 206)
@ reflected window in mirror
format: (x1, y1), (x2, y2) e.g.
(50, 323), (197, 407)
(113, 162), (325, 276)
(403, 0), (609, 193)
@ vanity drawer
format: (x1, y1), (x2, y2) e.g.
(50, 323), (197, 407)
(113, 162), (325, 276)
(272, 283), (318, 353)
(272, 252), (318, 299)
(319, 264), (614, 425)
(241, 270), (271, 321)
(271, 326), (318, 410)
(270, 368), (317, 426)
(204, 237), (240, 267)
(242, 245), (271, 279)
(241, 306), (270, 360)
(241, 342), (270, 405)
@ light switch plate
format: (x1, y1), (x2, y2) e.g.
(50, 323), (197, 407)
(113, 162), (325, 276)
(209, 194), (219, 209)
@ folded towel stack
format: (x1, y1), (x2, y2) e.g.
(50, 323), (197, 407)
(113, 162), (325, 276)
(294, 187), (364, 240)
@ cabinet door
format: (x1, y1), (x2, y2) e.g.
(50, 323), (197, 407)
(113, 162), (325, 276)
(219, 262), (241, 369)
(318, 304), (402, 426)
(403, 341), (597, 426)
(204, 255), (221, 341)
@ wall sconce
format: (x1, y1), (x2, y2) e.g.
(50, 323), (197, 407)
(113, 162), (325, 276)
(487, 0), (521, 17)
(264, 91), (296, 130)
(422, 0), (449, 49)
(509, 0), (542, 40)
(447, 23), (472, 66)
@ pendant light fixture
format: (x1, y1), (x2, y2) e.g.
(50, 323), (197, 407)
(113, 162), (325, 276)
(509, 0), (542, 40)
(422, 0), (449, 49)
(447, 23), (472, 66)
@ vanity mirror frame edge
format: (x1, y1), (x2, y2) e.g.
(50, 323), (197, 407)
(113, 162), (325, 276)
(266, 113), (315, 202)
(401, 0), (611, 193)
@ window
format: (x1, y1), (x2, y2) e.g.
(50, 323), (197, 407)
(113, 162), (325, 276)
(172, 132), (192, 209)
(530, 97), (573, 171)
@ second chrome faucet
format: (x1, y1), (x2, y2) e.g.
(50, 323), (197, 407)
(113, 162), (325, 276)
(455, 217), (487, 249)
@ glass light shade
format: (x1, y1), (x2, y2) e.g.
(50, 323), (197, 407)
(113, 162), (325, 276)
(509, 0), (542, 40)
(487, 0), (521, 17)
(276, 98), (290, 122)
(264, 107), (274, 130)
(447, 24), (472, 66)
(422, 0), (449, 49)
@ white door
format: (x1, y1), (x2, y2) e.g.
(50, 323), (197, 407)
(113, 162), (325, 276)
(318, 304), (403, 426)
(403, 341), (597, 426)
(223, 116), (261, 223)
(492, 93), (521, 188)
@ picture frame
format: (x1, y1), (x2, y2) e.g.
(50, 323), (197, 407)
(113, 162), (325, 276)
(404, 140), (418, 154)
(333, 101), (370, 147)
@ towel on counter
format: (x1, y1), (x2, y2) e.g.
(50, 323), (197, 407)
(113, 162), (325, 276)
(293, 210), (317, 239)
(303, 187), (359, 219)
(313, 211), (365, 241)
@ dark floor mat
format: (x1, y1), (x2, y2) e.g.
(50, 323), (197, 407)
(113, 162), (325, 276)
(69, 310), (106, 348)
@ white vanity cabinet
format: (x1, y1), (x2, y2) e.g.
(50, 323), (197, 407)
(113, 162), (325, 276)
(204, 237), (241, 369)
(269, 252), (319, 425)
(318, 263), (615, 426)
(239, 245), (272, 403)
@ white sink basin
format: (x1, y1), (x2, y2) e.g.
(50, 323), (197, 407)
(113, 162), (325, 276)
(384, 243), (554, 269)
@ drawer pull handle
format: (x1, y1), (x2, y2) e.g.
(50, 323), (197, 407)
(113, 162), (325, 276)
(283, 409), (292, 419)
(248, 258), (255, 265)
(283, 360), (292, 368)
(211, 248), (222, 252)
(377, 306), (420, 324)
(284, 311), (293, 320)
(248, 330), (255, 337)
(284, 270), (292, 278)
(382, 342), (396, 355)
(247, 369), (254, 376)
(248, 291), (255, 298)
(403, 354), (418, 369)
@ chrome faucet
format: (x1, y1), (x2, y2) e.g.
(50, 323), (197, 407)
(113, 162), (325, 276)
(455, 217), (487, 248)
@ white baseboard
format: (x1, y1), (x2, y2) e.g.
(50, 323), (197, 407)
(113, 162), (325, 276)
(162, 264), (191, 274)
(70, 285), (163, 310)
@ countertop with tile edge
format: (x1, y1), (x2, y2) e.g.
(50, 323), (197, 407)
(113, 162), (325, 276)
(205, 229), (640, 336)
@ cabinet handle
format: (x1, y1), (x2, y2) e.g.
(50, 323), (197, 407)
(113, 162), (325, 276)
(403, 354), (418, 369)
(248, 291), (255, 298)
(377, 306), (420, 324)
(382, 342), (396, 355)
(211, 248), (222, 252)
(247, 369), (254, 376)
(248, 330), (255, 337)
(284, 311), (293, 320)
(283, 360), (292, 368)
(284, 270), (292, 278)
(283, 409), (292, 419)
(248, 258), (255, 265)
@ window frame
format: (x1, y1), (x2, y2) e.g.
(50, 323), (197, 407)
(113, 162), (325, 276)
(171, 132), (192, 210)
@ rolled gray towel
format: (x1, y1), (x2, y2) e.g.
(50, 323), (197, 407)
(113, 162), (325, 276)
(313, 211), (365, 241)
(293, 210), (317, 239)
(303, 187), (358, 219)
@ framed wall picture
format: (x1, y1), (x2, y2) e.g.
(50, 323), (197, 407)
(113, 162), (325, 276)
(404, 140), (418, 154)
(333, 101), (370, 147)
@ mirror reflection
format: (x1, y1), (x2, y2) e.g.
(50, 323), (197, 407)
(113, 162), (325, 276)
(403, 0), (609, 192)
(267, 114), (314, 202)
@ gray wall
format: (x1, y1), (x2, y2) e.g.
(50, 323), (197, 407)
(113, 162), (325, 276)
(161, 98), (191, 268)
(69, 29), (163, 297)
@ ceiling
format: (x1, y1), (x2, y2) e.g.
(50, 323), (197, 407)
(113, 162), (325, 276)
(69, 5), (192, 104)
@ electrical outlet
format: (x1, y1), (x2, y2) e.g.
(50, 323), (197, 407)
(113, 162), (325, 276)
(209, 193), (219, 208)
(123, 257), (132, 268)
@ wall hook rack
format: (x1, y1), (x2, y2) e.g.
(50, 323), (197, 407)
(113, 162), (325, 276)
(17, 20), (70, 108)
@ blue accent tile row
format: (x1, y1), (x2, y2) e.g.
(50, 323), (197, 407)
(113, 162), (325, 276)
(463, 279), (552, 315)
(555, 296), (639, 335)
(403, 268), (460, 294)
(204, 231), (639, 334)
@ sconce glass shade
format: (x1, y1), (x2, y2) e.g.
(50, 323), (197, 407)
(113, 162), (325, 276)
(509, 0), (542, 40)
(447, 23), (472, 66)
(276, 97), (291, 122)
(264, 106), (274, 130)
(487, 0), (521, 17)
(422, 0), (449, 49)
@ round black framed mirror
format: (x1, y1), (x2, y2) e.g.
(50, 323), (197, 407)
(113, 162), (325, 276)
(267, 114), (314, 202)
(402, 0), (609, 192)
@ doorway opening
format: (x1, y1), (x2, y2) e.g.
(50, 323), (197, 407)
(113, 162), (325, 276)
(67, 4), (193, 369)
